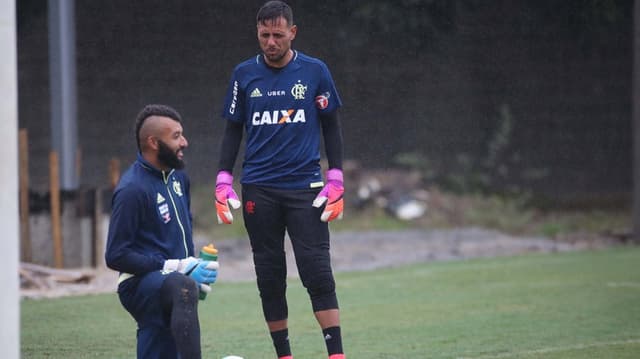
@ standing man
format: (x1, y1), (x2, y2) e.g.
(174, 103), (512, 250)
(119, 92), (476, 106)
(214, 2), (346, 359)
(106, 104), (219, 359)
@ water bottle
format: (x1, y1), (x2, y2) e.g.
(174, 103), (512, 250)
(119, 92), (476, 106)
(198, 243), (218, 300)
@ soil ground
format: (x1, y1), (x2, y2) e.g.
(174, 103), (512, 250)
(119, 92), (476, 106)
(20, 227), (624, 299)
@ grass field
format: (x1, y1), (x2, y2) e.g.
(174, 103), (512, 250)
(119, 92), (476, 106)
(22, 247), (640, 358)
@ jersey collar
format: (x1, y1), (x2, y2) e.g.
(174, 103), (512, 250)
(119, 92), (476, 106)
(256, 50), (299, 71)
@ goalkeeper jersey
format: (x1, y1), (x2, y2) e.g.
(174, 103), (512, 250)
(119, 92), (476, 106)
(221, 50), (342, 189)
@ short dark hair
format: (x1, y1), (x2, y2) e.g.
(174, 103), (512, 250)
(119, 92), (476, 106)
(134, 104), (182, 151)
(256, 1), (293, 26)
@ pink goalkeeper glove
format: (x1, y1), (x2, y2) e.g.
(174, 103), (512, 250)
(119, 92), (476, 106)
(215, 171), (241, 224)
(312, 168), (344, 222)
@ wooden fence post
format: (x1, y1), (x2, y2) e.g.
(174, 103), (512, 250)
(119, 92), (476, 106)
(109, 157), (120, 189)
(19, 129), (31, 262)
(93, 188), (104, 268)
(49, 151), (63, 268)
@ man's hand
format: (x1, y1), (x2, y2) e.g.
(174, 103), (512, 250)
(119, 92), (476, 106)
(186, 260), (219, 285)
(312, 168), (344, 222)
(196, 261), (220, 300)
(163, 257), (219, 284)
(215, 171), (241, 224)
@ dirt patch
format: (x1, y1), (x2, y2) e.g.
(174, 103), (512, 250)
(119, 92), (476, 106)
(20, 228), (624, 299)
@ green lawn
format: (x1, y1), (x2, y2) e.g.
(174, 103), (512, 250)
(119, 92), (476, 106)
(22, 247), (640, 358)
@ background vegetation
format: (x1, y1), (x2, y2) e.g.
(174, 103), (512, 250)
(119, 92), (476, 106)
(17, 0), (633, 203)
(190, 183), (631, 242)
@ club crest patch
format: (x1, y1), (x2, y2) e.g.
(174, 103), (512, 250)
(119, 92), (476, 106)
(245, 200), (256, 214)
(291, 81), (307, 100)
(172, 180), (183, 196)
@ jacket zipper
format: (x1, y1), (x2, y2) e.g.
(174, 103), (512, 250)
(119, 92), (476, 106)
(163, 170), (188, 257)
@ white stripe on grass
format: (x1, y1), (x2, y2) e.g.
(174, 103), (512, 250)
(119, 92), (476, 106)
(607, 282), (640, 288)
(456, 338), (640, 359)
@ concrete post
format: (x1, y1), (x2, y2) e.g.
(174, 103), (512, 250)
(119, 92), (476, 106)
(0, 0), (20, 357)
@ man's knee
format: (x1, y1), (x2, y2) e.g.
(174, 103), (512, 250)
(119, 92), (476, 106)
(160, 272), (199, 306)
(303, 272), (338, 311)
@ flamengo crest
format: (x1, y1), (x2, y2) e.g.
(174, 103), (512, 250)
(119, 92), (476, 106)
(291, 81), (307, 100)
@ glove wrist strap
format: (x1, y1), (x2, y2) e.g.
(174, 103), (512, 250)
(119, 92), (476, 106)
(327, 168), (343, 183)
(163, 259), (180, 272)
(216, 170), (234, 185)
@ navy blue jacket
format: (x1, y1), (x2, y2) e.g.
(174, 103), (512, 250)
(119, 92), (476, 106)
(105, 154), (194, 275)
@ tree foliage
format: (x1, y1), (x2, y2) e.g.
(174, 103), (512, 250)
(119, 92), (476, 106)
(347, 0), (459, 49)
(524, 0), (632, 51)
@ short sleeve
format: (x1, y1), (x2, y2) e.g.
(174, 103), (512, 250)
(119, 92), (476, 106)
(315, 62), (342, 114)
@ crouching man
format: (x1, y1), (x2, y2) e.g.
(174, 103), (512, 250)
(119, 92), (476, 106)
(106, 104), (217, 359)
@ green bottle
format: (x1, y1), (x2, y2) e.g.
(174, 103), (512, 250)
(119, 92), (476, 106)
(198, 243), (218, 300)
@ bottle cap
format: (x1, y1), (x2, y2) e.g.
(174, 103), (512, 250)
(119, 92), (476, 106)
(202, 243), (218, 255)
